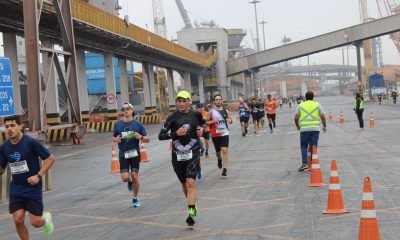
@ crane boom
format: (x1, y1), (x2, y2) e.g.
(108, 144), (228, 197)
(175, 0), (193, 29)
(375, 0), (400, 54)
(152, 0), (167, 38)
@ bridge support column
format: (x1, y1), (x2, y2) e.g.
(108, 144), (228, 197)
(280, 80), (287, 98)
(105, 53), (118, 121)
(118, 58), (129, 105)
(198, 74), (205, 103)
(76, 49), (90, 123)
(3, 33), (22, 115)
(142, 62), (156, 115)
(244, 72), (250, 99)
(42, 41), (60, 126)
(167, 68), (176, 113)
(183, 71), (191, 93)
(301, 80), (307, 96)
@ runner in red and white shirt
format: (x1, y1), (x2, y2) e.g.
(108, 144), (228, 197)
(206, 94), (233, 176)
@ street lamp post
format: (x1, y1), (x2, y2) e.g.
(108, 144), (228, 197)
(249, 0), (261, 52)
(259, 20), (267, 50)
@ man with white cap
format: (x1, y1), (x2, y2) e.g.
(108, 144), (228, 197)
(112, 103), (150, 207)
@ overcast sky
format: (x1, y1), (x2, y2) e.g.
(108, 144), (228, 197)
(119, 0), (399, 66)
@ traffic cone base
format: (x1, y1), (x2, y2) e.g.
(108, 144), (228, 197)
(358, 177), (380, 240)
(140, 142), (149, 162)
(369, 112), (375, 128)
(322, 160), (348, 214)
(111, 145), (120, 173)
(308, 146), (326, 187)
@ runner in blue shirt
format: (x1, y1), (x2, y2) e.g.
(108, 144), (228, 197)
(0, 115), (55, 239)
(112, 103), (150, 208)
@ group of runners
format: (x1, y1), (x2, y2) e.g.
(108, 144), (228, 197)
(237, 95), (279, 136)
(0, 90), (290, 239)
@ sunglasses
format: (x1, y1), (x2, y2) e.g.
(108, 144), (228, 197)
(122, 108), (131, 111)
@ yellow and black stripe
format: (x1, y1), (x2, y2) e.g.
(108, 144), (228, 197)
(169, 105), (176, 113)
(86, 120), (116, 132)
(134, 114), (161, 124)
(0, 131), (7, 144)
(107, 109), (118, 121)
(144, 106), (153, 116)
(47, 127), (70, 143)
(81, 110), (90, 123)
(46, 113), (61, 126)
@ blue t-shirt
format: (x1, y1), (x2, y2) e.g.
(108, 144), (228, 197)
(238, 105), (249, 118)
(0, 135), (51, 199)
(113, 119), (147, 153)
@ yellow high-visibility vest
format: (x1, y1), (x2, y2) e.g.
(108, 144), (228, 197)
(299, 101), (321, 129)
(354, 98), (364, 109)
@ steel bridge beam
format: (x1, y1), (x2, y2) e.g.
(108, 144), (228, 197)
(227, 14), (400, 76)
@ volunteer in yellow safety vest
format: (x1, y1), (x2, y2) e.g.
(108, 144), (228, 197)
(294, 91), (327, 172)
(354, 92), (364, 129)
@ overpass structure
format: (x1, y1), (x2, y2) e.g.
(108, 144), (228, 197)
(0, 0), (214, 131)
(227, 14), (400, 77)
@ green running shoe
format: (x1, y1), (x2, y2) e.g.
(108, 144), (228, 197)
(42, 211), (54, 238)
(186, 207), (197, 226)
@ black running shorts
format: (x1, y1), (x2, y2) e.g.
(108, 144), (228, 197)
(171, 148), (200, 183)
(267, 113), (276, 121)
(9, 196), (43, 216)
(240, 117), (249, 123)
(119, 150), (140, 173)
(202, 131), (210, 140)
(212, 135), (229, 153)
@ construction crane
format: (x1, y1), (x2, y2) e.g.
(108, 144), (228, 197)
(175, 0), (193, 29)
(152, 0), (167, 38)
(375, 0), (400, 54)
(359, 0), (377, 79)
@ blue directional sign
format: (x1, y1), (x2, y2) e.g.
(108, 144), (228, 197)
(0, 57), (15, 116)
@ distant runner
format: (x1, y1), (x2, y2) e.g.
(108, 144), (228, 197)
(264, 94), (278, 133)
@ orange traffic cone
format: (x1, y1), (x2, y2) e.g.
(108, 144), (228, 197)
(339, 111), (344, 125)
(322, 160), (348, 214)
(358, 177), (380, 240)
(140, 141), (149, 162)
(307, 146), (312, 170)
(328, 109), (333, 121)
(110, 145), (120, 173)
(309, 145), (326, 187)
(369, 112), (375, 128)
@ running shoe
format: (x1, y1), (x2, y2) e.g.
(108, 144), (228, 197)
(217, 158), (222, 169)
(200, 149), (204, 157)
(242, 132), (245, 137)
(127, 180), (133, 192)
(42, 212), (54, 238)
(205, 150), (209, 158)
(186, 207), (197, 226)
(298, 163), (309, 172)
(222, 168), (227, 176)
(197, 169), (202, 180)
(132, 198), (141, 207)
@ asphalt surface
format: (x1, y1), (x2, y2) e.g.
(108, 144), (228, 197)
(1, 96), (400, 240)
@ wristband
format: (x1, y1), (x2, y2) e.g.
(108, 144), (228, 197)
(37, 174), (42, 181)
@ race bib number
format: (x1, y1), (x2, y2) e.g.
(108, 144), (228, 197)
(9, 161), (29, 174)
(240, 112), (246, 116)
(176, 150), (193, 161)
(124, 149), (138, 159)
(216, 127), (226, 134)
